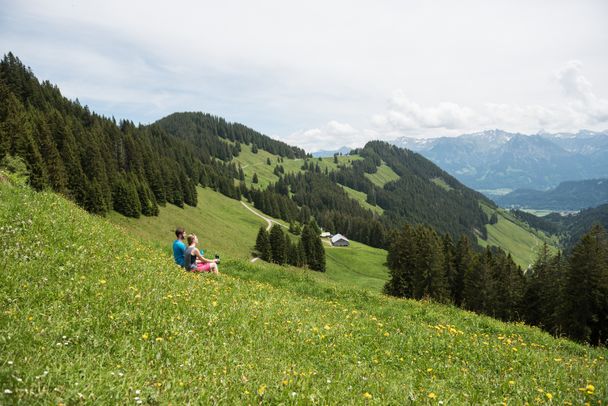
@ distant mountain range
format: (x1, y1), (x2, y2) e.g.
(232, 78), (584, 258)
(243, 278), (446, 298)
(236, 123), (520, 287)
(311, 146), (351, 158)
(391, 129), (608, 192)
(496, 178), (608, 210)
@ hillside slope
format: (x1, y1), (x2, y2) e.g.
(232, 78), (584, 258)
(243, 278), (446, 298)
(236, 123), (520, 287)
(1, 182), (606, 404)
(109, 186), (390, 291)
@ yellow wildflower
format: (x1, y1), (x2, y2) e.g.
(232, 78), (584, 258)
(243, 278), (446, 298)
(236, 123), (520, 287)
(257, 384), (267, 396)
(141, 333), (149, 340)
(428, 392), (437, 399)
(508, 380), (515, 385)
(362, 392), (372, 399)
(545, 393), (553, 400)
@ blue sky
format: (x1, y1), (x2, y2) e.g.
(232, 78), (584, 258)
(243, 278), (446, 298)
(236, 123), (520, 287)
(1, 0), (607, 151)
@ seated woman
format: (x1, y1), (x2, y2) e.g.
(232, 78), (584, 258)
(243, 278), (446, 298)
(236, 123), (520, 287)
(183, 234), (219, 274)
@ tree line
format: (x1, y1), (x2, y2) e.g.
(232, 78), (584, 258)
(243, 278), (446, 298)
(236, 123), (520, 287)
(385, 223), (608, 345)
(254, 222), (326, 272)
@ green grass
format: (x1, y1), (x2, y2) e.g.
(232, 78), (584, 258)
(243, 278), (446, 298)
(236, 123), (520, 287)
(109, 185), (389, 292)
(479, 203), (558, 268)
(1, 182), (606, 404)
(431, 177), (454, 192)
(323, 240), (389, 291)
(108, 186), (265, 260)
(364, 163), (400, 187)
(232, 144), (362, 189)
(338, 184), (384, 215)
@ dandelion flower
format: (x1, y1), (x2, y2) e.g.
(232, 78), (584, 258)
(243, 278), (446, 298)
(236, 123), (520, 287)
(141, 334), (149, 340)
(428, 392), (437, 399)
(362, 392), (372, 399)
(545, 393), (553, 400)
(257, 384), (267, 396)
(508, 381), (515, 385)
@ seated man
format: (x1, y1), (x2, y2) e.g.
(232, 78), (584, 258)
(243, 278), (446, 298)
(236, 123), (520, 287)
(172, 227), (187, 267)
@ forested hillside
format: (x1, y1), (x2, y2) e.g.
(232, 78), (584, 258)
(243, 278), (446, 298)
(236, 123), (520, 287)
(0, 53), (301, 219)
(497, 178), (608, 210)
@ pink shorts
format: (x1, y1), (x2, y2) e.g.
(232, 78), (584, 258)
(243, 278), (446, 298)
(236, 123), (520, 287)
(196, 262), (213, 272)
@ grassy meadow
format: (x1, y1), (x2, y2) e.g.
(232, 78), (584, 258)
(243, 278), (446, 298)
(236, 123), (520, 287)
(479, 203), (558, 268)
(364, 163), (400, 187)
(1, 181), (606, 404)
(109, 185), (390, 292)
(338, 184), (384, 215)
(108, 187), (265, 260)
(232, 144), (362, 188)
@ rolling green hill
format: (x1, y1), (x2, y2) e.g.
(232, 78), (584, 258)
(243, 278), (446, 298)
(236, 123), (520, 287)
(109, 186), (390, 291)
(231, 139), (558, 269)
(1, 180), (606, 404)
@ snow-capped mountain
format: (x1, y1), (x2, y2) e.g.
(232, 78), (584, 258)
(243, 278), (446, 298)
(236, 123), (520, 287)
(390, 129), (608, 191)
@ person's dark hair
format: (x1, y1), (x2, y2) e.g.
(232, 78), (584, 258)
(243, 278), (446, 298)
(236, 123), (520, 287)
(175, 227), (185, 239)
(187, 234), (197, 246)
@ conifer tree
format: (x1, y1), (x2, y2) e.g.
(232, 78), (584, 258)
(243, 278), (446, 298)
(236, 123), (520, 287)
(255, 226), (272, 262)
(252, 173), (259, 184)
(412, 226), (449, 302)
(451, 236), (474, 306)
(563, 225), (608, 345)
(269, 224), (286, 264)
(463, 248), (490, 313)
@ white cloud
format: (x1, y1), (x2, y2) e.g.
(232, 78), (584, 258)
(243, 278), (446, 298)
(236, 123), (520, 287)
(372, 92), (479, 132)
(298, 61), (608, 151)
(1, 1), (607, 147)
(556, 60), (608, 123)
(284, 121), (368, 151)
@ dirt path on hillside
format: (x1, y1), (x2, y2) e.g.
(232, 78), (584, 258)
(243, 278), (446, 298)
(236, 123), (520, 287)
(241, 201), (288, 262)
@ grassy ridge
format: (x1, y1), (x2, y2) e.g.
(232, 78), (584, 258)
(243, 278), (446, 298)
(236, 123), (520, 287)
(1, 182), (606, 404)
(233, 144), (361, 188)
(479, 203), (558, 268)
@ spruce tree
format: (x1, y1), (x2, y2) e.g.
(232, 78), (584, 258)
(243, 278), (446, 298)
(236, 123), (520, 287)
(269, 225), (286, 264)
(255, 226), (272, 262)
(563, 225), (608, 345)
(252, 173), (259, 184)
(463, 248), (490, 313)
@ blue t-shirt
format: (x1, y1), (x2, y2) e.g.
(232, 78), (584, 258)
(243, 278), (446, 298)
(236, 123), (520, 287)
(172, 239), (186, 266)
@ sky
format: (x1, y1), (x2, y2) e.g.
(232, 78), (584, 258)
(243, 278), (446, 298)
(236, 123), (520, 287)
(1, 0), (607, 152)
